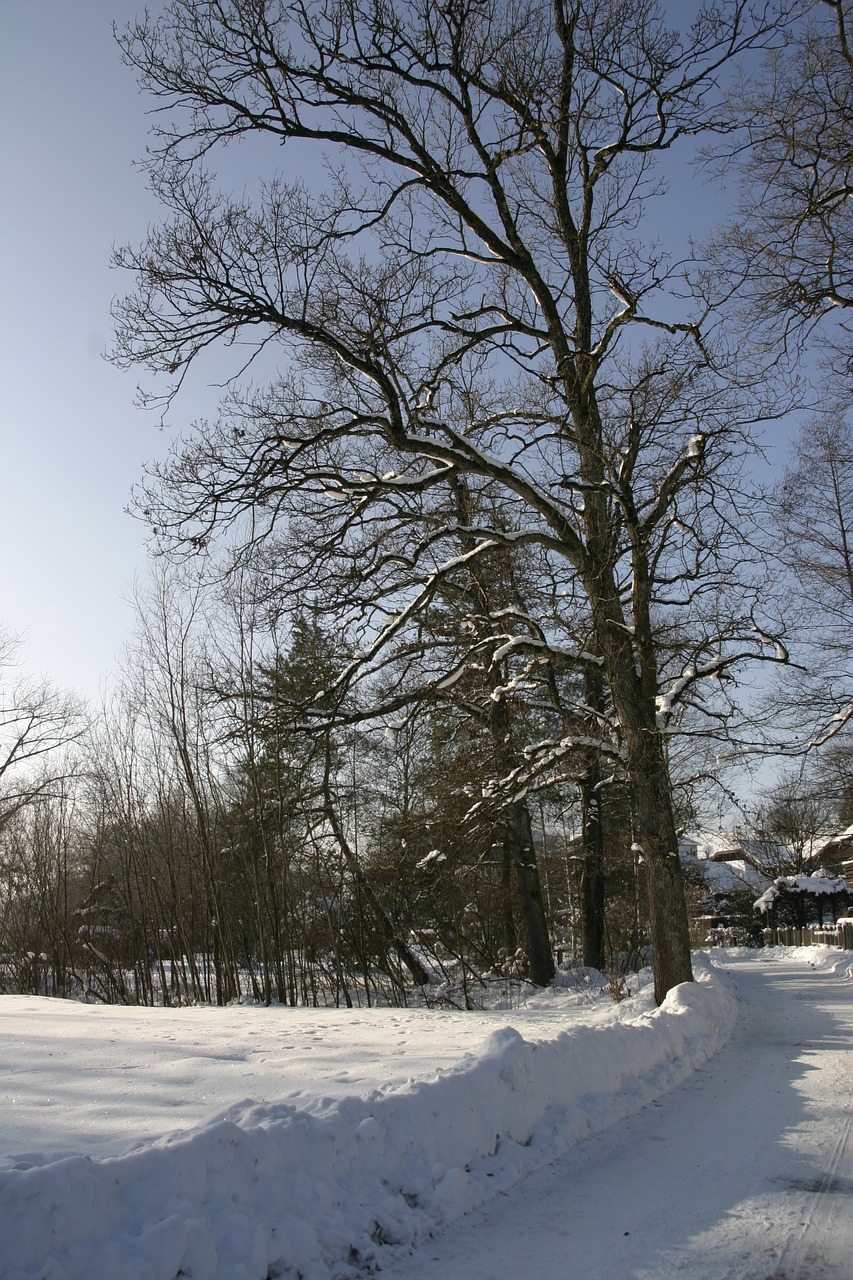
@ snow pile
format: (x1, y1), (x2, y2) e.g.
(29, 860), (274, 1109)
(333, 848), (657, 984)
(0, 958), (737, 1280)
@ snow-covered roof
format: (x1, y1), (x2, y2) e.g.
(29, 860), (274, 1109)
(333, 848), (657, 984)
(681, 831), (733, 860)
(681, 832), (788, 869)
(813, 823), (853, 860)
(692, 857), (770, 895)
(754, 873), (849, 914)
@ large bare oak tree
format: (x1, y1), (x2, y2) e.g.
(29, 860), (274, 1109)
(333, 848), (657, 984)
(114, 0), (793, 1001)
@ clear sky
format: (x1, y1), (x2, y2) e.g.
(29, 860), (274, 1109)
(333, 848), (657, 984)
(1, 1), (166, 698)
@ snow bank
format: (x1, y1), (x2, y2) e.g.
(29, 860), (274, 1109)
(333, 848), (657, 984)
(0, 958), (736, 1280)
(756, 941), (853, 980)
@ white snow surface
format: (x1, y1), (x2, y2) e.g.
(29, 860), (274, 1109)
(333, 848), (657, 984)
(388, 947), (853, 1280)
(0, 949), (850, 1279)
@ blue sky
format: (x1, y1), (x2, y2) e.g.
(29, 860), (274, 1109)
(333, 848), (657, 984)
(1, 1), (164, 697)
(1, 0), (799, 705)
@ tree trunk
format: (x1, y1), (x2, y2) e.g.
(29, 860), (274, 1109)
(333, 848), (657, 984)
(587, 584), (693, 1004)
(489, 687), (555, 986)
(506, 800), (556, 987)
(580, 664), (606, 971)
(449, 475), (555, 986)
(500, 832), (519, 959)
(579, 769), (606, 971)
(627, 730), (694, 1005)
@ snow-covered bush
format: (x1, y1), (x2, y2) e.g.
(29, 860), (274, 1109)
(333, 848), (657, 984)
(754, 873), (850, 928)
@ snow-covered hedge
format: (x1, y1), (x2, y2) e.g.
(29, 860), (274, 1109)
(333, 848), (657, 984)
(0, 957), (736, 1280)
(754, 872), (848, 914)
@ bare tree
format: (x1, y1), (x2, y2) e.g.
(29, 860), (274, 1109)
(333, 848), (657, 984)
(0, 629), (83, 833)
(745, 405), (853, 801)
(707, 0), (853, 779)
(812, 734), (853, 822)
(0, 774), (89, 997)
(713, 0), (852, 373)
(746, 769), (837, 872)
(113, 0), (793, 1001)
(778, 409), (853, 668)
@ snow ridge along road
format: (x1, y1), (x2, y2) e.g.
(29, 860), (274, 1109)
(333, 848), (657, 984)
(384, 950), (853, 1280)
(0, 956), (736, 1280)
(0, 949), (850, 1279)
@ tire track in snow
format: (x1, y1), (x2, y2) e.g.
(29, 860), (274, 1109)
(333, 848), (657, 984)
(771, 1087), (853, 1280)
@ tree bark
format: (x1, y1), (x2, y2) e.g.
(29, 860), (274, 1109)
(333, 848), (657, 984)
(505, 800), (556, 987)
(500, 832), (520, 960)
(630, 737), (694, 1005)
(584, 574), (694, 1003)
(579, 769), (606, 972)
(580, 664), (606, 972)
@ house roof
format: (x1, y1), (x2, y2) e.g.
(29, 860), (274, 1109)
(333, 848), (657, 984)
(703, 858), (770, 894)
(813, 823), (853, 860)
(681, 848), (770, 895)
(680, 831), (787, 869)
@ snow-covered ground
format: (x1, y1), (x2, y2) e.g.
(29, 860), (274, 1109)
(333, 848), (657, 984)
(0, 949), (851, 1280)
(388, 947), (853, 1280)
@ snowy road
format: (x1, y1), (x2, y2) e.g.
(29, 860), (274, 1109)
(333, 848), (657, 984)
(384, 956), (853, 1280)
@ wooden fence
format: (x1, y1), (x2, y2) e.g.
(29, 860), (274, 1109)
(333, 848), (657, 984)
(762, 920), (853, 949)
